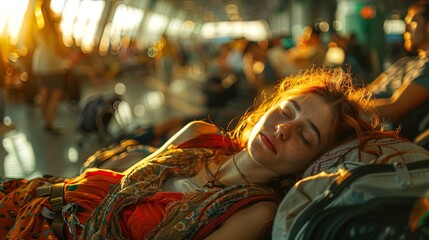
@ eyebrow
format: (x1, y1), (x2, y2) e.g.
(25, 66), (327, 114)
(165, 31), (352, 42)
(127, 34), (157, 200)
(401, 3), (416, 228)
(289, 99), (322, 145)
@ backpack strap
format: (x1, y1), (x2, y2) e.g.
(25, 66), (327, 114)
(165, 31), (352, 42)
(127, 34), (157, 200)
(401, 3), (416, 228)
(37, 182), (67, 239)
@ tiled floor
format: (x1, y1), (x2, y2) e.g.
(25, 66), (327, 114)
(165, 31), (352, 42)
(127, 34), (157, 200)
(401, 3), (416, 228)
(0, 65), (208, 179)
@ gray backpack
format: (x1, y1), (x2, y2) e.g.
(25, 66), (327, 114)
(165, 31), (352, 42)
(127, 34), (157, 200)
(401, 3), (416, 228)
(273, 138), (429, 240)
(288, 160), (429, 240)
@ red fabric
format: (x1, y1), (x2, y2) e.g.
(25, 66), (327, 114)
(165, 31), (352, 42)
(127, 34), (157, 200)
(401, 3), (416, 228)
(65, 169), (123, 209)
(64, 169), (124, 239)
(120, 192), (184, 240)
(177, 133), (236, 151)
(0, 179), (55, 240)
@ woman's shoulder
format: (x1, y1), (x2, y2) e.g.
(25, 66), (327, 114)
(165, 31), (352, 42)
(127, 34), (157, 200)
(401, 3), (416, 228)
(181, 121), (221, 135)
(162, 121), (222, 148)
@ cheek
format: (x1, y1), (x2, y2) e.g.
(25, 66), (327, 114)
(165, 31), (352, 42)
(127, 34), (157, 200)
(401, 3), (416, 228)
(278, 143), (317, 172)
(253, 114), (269, 131)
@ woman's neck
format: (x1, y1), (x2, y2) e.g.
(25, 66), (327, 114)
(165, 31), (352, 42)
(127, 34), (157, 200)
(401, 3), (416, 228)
(216, 150), (278, 186)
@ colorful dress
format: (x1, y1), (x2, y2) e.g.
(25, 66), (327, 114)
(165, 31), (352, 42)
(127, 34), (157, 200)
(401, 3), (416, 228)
(1, 135), (275, 240)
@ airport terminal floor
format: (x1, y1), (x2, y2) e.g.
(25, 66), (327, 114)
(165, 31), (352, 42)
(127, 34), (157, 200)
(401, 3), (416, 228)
(0, 65), (208, 179)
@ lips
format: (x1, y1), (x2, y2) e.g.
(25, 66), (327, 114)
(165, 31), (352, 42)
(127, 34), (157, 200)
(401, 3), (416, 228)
(260, 133), (277, 154)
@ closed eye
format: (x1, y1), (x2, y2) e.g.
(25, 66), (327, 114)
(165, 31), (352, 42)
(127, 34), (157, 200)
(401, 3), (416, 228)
(279, 99), (321, 146)
(280, 105), (293, 119)
(280, 108), (291, 119)
(300, 131), (311, 146)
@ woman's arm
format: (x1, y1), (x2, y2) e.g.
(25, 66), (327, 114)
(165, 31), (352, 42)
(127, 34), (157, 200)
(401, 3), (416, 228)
(204, 201), (277, 240)
(122, 120), (220, 174)
(373, 81), (429, 121)
(365, 73), (387, 93)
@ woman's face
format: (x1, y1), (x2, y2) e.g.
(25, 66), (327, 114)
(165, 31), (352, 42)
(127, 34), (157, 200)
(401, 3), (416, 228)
(248, 93), (335, 176)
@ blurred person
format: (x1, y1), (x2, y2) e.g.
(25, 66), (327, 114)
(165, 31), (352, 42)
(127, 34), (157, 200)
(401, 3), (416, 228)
(204, 42), (238, 108)
(214, 40), (266, 130)
(154, 34), (180, 92)
(0, 67), (396, 240)
(242, 41), (271, 94)
(194, 38), (258, 130)
(285, 26), (327, 69)
(226, 38), (248, 77)
(265, 37), (299, 83)
(324, 32), (368, 83)
(243, 41), (280, 95)
(345, 33), (370, 80)
(365, 0), (429, 141)
(31, 0), (72, 135)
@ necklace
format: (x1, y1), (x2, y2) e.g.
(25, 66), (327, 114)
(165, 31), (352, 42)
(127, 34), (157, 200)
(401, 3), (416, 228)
(204, 159), (228, 188)
(232, 154), (251, 184)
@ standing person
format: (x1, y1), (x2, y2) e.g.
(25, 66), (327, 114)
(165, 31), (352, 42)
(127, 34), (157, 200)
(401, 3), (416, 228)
(31, 0), (70, 135)
(366, 0), (429, 141)
(155, 33), (178, 93)
(0, 67), (396, 240)
(204, 42), (236, 108)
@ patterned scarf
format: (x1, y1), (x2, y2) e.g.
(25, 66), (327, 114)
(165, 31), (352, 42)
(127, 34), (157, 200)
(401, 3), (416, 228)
(81, 147), (274, 239)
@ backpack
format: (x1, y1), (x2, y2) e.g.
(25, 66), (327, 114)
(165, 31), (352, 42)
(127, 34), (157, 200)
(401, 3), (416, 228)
(288, 160), (429, 240)
(76, 94), (121, 135)
(272, 138), (429, 240)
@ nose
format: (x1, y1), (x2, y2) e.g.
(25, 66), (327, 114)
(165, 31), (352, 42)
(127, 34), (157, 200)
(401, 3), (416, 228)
(275, 122), (297, 141)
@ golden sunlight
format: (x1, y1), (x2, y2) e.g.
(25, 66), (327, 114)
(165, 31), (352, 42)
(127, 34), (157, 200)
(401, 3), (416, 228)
(0, 0), (30, 45)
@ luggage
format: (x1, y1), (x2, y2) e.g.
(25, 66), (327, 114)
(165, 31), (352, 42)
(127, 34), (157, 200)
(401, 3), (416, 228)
(272, 138), (429, 240)
(76, 94), (122, 138)
(287, 160), (429, 240)
(301, 196), (428, 240)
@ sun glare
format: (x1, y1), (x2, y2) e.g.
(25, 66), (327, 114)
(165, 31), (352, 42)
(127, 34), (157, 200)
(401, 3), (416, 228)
(0, 0), (30, 45)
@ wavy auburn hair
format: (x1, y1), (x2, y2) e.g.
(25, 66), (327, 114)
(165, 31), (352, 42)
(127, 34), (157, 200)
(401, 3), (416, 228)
(228, 66), (384, 152)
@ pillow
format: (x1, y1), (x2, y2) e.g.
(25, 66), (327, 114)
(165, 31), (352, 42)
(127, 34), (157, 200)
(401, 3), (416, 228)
(302, 137), (429, 178)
